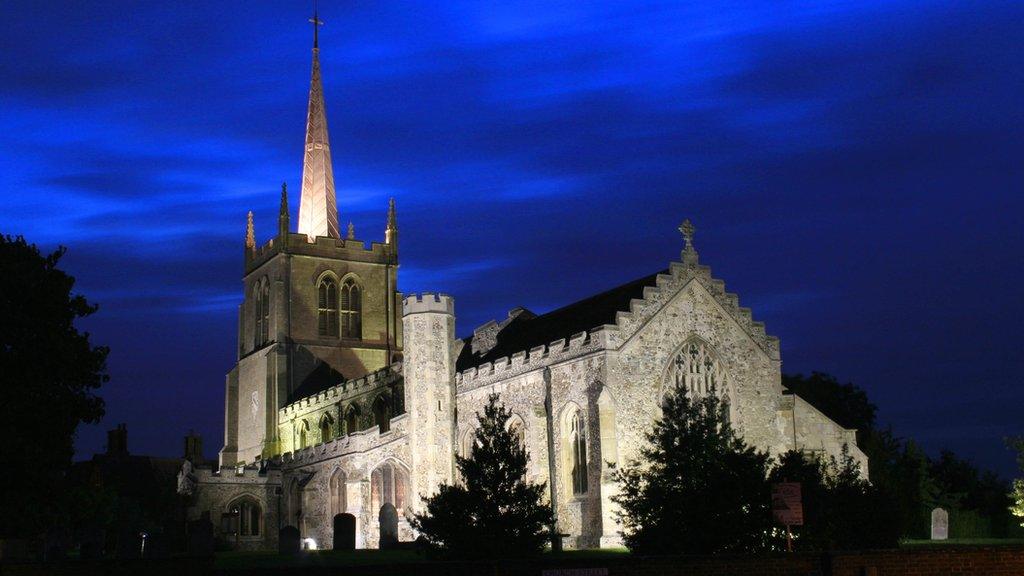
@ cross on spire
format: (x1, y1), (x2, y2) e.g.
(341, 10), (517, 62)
(309, 5), (324, 49)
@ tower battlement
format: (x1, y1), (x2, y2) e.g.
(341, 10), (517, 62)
(402, 293), (454, 316)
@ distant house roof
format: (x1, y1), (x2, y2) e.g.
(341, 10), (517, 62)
(455, 269), (667, 372)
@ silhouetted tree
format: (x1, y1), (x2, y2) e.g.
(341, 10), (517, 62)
(412, 394), (553, 558)
(0, 236), (107, 539)
(612, 382), (773, 554)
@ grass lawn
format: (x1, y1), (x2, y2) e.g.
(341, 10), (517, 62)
(214, 547), (632, 570)
(902, 538), (1024, 547)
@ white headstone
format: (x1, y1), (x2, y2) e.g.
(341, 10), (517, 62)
(931, 507), (949, 540)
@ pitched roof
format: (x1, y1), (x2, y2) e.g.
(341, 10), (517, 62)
(455, 269), (667, 372)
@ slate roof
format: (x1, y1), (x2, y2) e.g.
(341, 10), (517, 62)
(455, 269), (668, 372)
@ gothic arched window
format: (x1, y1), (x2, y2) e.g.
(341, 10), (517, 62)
(340, 279), (362, 339)
(320, 414), (334, 444)
(229, 497), (261, 537)
(373, 394), (392, 434)
(318, 276), (339, 337)
(298, 420), (309, 450)
(329, 469), (346, 517)
(569, 410), (588, 495)
(666, 338), (732, 419)
(252, 278), (270, 348)
(670, 339), (727, 395)
(344, 404), (360, 435)
(370, 461), (408, 515)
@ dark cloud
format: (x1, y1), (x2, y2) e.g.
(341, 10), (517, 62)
(1, 0), (1021, 477)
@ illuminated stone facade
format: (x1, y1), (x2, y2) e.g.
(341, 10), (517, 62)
(190, 32), (865, 551)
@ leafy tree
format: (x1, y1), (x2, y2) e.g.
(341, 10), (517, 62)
(782, 372), (876, 436)
(612, 381), (773, 554)
(770, 449), (900, 550)
(412, 394), (553, 558)
(0, 236), (107, 538)
(1009, 437), (1024, 528)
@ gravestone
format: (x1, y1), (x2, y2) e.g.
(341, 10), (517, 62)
(186, 515), (214, 557)
(378, 504), (398, 549)
(279, 526), (301, 556)
(333, 513), (356, 551)
(931, 507), (949, 540)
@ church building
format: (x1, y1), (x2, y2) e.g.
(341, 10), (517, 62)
(188, 21), (866, 551)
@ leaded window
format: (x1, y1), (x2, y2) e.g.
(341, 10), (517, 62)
(340, 279), (361, 339)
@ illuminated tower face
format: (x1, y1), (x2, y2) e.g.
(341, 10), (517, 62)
(297, 13), (340, 241)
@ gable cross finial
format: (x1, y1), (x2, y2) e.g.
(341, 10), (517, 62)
(679, 218), (698, 264)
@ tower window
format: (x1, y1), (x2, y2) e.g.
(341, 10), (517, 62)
(340, 279), (361, 339)
(317, 277), (339, 337)
(252, 278), (270, 348)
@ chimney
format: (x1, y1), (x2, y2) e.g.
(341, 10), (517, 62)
(106, 423), (128, 457)
(184, 430), (204, 464)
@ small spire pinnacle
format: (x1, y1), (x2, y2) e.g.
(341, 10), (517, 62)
(385, 197), (398, 245)
(278, 182), (290, 237)
(679, 218), (698, 264)
(246, 211), (256, 249)
(347, 221), (355, 240)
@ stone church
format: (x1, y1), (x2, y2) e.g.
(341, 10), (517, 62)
(187, 26), (866, 551)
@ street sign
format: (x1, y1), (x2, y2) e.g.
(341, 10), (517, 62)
(772, 482), (804, 526)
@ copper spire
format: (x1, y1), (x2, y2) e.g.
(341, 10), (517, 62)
(296, 8), (339, 241)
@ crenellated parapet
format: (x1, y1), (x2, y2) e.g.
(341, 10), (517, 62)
(402, 293), (455, 316)
(245, 231), (394, 276)
(279, 362), (402, 418)
(457, 327), (610, 392)
(279, 413), (409, 468)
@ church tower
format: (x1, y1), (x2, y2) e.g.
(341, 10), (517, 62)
(219, 14), (403, 467)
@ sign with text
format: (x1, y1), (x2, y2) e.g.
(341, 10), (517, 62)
(772, 482), (803, 526)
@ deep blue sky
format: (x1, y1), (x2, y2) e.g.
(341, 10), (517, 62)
(2, 1), (1021, 477)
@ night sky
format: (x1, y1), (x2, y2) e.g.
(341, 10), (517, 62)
(2, 1), (1021, 477)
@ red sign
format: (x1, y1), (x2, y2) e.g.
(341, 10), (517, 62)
(772, 482), (803, 526)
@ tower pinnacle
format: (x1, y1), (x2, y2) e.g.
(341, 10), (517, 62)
(246, 211), (256, 249)
(296, 8), (340, 242)
(278, 182), (290, 237)
(385, 197), (398, 245)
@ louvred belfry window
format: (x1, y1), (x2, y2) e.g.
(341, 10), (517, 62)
(318, 278), (338, 337)
(340, 279), (361, 339)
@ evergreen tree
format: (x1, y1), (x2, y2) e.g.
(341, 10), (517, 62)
(611, 381), (773, 554)
(412, 394), (553, 558)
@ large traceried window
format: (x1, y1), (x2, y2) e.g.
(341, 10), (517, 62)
(568, 410), (588, 495)
(667, 338), (732, 421)
(370, 461), (408, 515)
(340, 278), (362, 339)
(318, 277), (339, 337)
